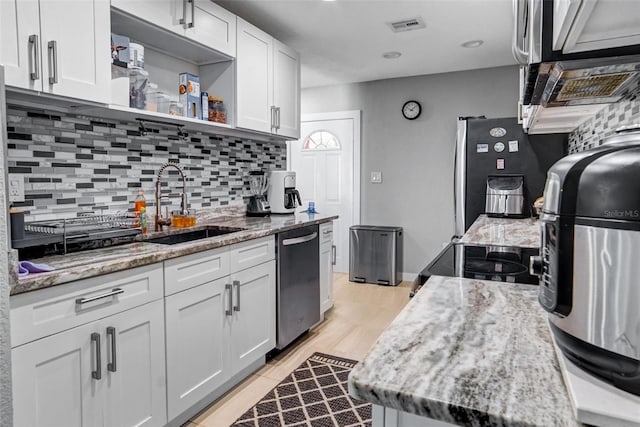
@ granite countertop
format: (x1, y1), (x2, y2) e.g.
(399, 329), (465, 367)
(348, 276), (579, 427)
(459, 214), (541, 248)
(12, 212), (337, 296)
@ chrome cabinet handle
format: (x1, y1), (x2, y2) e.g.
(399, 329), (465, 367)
(332, 245), (336, 265)
(511, 0), (529, 65)
(233, 280), (240, 312)
(76, 288), (124, 305)
(28, 34), (39, 80)
(225, 283), (233, 316)
(106, 327), (117, 373)
(282, 232), (317, 246)
(47, 40), (58, 84)
(91, 333), (101, 380)
(270, 106), (276, 131)
(277, 107), (281, 130)
(179, 0), (187, 25)
(323, 230), (333, 235)
(188, 0), (195, 28)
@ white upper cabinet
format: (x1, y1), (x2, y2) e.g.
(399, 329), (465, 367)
(111, 0), (236, 58)
(554, 0), (640, 54)
(236, 18), (300, 138)
(236, 18), (274, 133)
(0, 0), (110, 103)
(273, 40), (301, 139)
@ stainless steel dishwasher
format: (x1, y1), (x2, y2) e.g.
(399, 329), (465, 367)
(276, 224), (320, 349)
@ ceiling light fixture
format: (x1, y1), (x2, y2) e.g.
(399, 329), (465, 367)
(382, 51), (402, 59)
(461, 40), (484, 48)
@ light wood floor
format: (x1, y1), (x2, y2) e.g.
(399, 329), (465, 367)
(186, 272), (412, 427)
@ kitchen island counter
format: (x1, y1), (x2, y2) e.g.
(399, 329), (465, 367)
(459, 214), (540, 248)
(12, 212), (336, 295)
(348, 275), (579, 427)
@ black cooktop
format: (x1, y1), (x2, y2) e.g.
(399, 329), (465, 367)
(416, 242), (540, 288)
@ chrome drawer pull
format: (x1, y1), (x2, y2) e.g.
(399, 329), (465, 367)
(225, 284), (233, 316)
(76, 288), (124, 305)
(233, 280), (240, 312)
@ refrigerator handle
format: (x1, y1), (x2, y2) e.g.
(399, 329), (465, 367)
(453, 118), (467, 238)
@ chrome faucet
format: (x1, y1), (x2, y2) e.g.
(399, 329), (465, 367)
(155, 162), (188, 231)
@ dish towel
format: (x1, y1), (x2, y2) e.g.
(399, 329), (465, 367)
(18, 261), (55, 277)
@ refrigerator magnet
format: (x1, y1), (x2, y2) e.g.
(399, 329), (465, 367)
(508, 140), (519, 152)
(476, 143), (489, 153)
(497, 159), (505, 169)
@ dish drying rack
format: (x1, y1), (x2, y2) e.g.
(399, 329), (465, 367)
(14, 213), (142, 254)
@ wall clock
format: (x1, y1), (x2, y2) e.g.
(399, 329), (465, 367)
(402, 100), (421, 120)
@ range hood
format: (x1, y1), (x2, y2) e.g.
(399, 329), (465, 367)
(524, 55), (640, 108)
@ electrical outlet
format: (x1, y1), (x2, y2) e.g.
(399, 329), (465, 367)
(8, 175), (25, 202)
(370, 171), (382, 184)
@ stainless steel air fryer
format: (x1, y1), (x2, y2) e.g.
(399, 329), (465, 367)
(530, 128), (640, 397)
(485, 175), (524, 217)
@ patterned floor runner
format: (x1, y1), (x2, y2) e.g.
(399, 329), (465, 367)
(231, 352), (372, 427)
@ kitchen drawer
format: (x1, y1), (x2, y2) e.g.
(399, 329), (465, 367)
(319, 222), (333, 244)
(164, 246), (230, 296)
(229, 236), (275, 273)
(10, 263), (163, 347)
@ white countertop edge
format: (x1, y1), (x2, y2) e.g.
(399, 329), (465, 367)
(549, 320), (640, 427)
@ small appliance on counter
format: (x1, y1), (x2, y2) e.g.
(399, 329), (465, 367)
(246, 171), (270, 217)
(485, 175), (524, 217)
(267, 171), (302, 214)
(530, 127), (640, 398)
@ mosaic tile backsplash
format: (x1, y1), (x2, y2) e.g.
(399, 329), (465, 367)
(6, 105), (287, 221)
(568, 94), (640, 153)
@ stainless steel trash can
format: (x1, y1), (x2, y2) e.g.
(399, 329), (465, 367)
(349, 225), (403, 286)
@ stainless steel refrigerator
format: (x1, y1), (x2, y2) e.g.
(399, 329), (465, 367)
(454, 116), (566, 237)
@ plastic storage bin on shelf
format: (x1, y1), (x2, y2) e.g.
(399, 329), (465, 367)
(349, 225), (403, 286)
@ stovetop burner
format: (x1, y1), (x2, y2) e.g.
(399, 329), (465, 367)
(412, 243), (540, 296)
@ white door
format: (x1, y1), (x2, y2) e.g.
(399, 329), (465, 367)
(12, 321), (103, 427)
(273, 39), (300, 138)
(103, 299), (167, 427)
(288, 111), (361, 273)
(229, 260), (276, 373)
(38, 0), (111, 103)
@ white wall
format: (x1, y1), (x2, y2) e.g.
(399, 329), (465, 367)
(302, 65), (519, 274)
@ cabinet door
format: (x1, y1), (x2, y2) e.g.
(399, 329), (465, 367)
(103, 300), (167, 427)
(320, 241), (334, 315)
(229, 260), (276, 373)
(38, 0), (110, 103)
(165, 277), (230, 421)
(0, 0), (41, 90)
(12, 321), (103, 427)
(562, 0), (640, 53)
(236, 18), (273, 133)
(111, 0), (179, 33)
(273, 39), (300, 139)
(185, 0), (236, 57)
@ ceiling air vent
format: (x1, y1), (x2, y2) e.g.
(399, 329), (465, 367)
(388, 17), (426, 33)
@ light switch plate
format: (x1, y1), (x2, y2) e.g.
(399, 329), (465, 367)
(9, 174), (25, 202)
(370, 171), (382, 184)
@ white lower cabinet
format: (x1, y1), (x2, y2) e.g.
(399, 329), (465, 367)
(374, 405), (458, 427)
(229, 260), (276, 373)
(165, 276), (230, 420)
(320, 222), (334, 315)
(12, 298), (167, 427)
(164, 236), (276, 423)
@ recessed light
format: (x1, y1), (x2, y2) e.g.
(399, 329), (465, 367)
(461, 40), (484, 48)
(382, 51), (402, 59)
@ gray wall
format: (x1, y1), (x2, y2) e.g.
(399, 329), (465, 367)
(302, 65), (519, 274)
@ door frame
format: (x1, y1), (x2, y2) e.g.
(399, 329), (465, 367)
(287, 110), (361, 226)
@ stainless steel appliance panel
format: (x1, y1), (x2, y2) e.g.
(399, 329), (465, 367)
(550, 225), (640, 361)
(276, 225), (320, 349)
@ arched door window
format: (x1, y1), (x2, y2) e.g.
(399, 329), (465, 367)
(303, 131), (341, 151)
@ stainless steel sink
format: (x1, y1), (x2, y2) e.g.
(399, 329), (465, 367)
(145, 226), (245, 245)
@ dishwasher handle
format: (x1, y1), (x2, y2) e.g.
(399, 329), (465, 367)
(282, 232), (317, 246)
